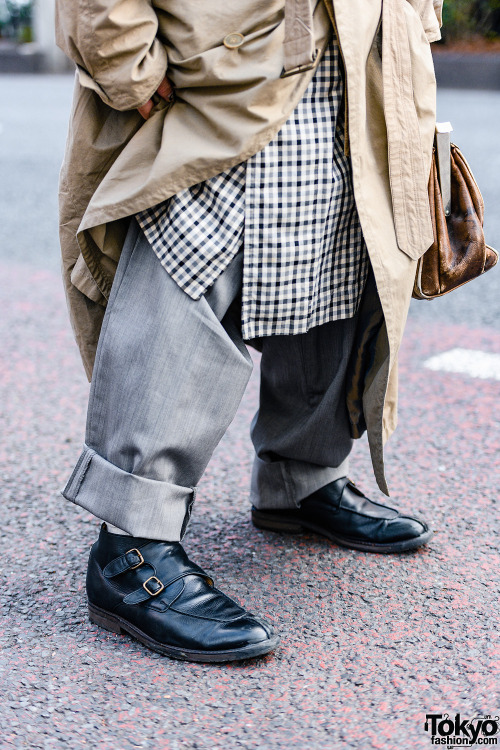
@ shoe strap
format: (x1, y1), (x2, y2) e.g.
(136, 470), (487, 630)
(123, 570), (213, 605)
(103, 548), (147, 578)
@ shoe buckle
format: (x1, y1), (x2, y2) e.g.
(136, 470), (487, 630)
(126, 548), (144, 569)
(142, 576), (165, 597)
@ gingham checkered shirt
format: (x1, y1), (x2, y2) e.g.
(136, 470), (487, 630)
(136, 38), (369, 340)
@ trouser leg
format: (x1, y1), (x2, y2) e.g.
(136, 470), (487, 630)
(63, 220), (252, 541)
(250, 314), (359, 510)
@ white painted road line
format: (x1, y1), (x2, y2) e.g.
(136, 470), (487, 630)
(423, 348), (500, 381)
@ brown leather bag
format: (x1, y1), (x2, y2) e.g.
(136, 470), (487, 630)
(412, 129), (498, 300)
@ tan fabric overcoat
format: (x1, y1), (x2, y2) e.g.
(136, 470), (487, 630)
(55, 0), (443, 494)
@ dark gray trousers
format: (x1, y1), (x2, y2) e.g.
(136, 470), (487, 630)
(63, 220), (358, 541)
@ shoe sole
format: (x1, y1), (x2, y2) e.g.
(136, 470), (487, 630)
(88, 601), (279, 663)
(251, 510), (434, 553)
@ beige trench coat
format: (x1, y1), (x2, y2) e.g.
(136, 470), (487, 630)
(55, 0), (443, 494)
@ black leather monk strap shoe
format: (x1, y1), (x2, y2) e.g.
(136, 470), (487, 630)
(251, 477), (433, 553)
(86, 524), (278, 662)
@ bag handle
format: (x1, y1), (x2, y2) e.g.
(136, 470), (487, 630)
(435, 121), (453, 216)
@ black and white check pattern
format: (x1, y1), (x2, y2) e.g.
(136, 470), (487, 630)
(136, 38), (369, 340)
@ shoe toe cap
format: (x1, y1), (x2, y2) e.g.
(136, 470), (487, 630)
(387, 515), (428, 542)
(218, 615), (274, 650)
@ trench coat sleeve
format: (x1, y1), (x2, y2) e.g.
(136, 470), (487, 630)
(55, 0), (168, 111)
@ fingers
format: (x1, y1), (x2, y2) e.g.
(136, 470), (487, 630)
(137, 76), (174, 120)
(156, 76), (174, 101)
(137, 99), (154, 120)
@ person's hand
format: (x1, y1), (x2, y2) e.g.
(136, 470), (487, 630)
(137, 76), (174, 120)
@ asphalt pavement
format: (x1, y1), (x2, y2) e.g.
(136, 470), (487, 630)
(0, 75), (499, 750)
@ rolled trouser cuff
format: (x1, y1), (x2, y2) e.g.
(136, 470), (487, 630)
(62, 445), (194, 541)
(250, 455), (350, 510)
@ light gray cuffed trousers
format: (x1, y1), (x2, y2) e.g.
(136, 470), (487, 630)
(63, 220), (360, 541)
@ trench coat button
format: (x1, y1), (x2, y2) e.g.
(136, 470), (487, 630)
(223, 33), (245, 49)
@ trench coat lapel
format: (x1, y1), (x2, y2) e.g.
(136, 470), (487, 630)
(382, 0), (434, 260)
